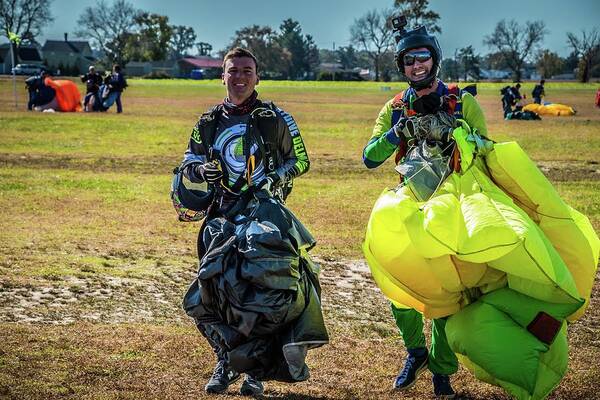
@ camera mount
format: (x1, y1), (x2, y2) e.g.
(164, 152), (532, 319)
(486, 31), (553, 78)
(391, 15), (408, 43)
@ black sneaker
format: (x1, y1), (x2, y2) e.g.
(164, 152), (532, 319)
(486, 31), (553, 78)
(240, 375), (264, 396)
(204, 360), (241, 394)
(432, 374), (456, 399)
(393, 349), (429, 390)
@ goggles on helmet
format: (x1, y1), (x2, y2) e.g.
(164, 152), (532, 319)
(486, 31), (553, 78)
(403, 50), (432, 66)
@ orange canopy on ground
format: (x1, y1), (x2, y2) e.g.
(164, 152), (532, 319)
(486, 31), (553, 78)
(44, 78), (82, 112)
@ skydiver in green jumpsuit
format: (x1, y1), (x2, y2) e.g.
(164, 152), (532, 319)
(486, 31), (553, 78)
(362, 18), (488, 399)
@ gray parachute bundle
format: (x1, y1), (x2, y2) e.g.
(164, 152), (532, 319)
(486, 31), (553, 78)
(396, 111), (458, 201)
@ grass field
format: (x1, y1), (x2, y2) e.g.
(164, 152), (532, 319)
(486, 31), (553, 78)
(0, 76), (599, 399)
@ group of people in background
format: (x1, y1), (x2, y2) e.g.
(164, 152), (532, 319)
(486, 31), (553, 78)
(80, 65), (127, 112)
(25, 64), (127, 113)
(501, 80), (546, 120)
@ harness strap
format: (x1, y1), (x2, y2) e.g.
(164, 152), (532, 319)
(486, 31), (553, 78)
(197, 104), (222, 162)
(251, 105), (278, 174)
(390, 84), (467, 169)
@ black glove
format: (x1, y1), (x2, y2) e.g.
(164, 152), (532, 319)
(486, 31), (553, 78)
(193, 161), (223, 184)
(392, 117), (409, 138)
(393, 117), (418, 142)
(258, 172), (280, 193)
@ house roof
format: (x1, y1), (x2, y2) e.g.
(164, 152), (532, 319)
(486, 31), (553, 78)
(0, 44), (42, 62)
(318, 62), (344, 72)
(42, 40), (89, 53)
(180, 57), (222, 69)
(127, 60), (176, 68)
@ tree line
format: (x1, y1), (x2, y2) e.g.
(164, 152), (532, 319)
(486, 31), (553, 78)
(1, 0), (598, 82)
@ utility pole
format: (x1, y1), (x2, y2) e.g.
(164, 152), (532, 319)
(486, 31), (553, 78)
(9, 32), (21, 110)
(453, 48), (459, 83)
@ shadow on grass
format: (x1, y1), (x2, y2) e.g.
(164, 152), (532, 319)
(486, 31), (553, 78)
(261, 389), (350, 400)
(262, 396), (331, 400)
(458, 393), (509, 400)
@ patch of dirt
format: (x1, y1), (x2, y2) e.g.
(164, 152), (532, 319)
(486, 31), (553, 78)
(4, 153), (599, 182)
(0, 257), (598, 399)
(317, 259), (394, 336)
(0, 258), (391, 336)
(0, 153), (178, 174)
(537, 160), (600, 182)
(0, 273), (193, 325)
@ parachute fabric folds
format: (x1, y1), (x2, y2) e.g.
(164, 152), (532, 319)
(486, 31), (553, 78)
(44, 78), (82, 112)
(446, 289), (574, 400)
(523, 103), (576, 116)
(184, 194), (328, 382)
(364, 151), (587, 318)
(485, 142), (600, 320)
(363, 136), (599, 398)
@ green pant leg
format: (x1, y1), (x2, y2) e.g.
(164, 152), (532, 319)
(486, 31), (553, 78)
(429, 317), (459, 375)
(390, 304), (427, 349)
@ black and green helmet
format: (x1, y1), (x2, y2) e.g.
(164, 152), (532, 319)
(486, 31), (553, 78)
(394, 25), (442, 90)
(170, 158), (214, 222)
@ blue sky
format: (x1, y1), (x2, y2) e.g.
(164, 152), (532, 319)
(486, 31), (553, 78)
(31, 0), (600, 57)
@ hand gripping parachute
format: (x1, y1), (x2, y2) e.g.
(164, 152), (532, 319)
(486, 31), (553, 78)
(363, 120), (599, 399)
(170, 158), (214, 222)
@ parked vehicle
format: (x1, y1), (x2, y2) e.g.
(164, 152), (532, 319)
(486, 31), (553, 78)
(190, 69), (204, 80)
(11, 64), (44, 75)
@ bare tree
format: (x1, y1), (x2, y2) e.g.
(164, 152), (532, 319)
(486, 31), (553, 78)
(75, 0), (138, 66)
(0, 0), (53, 63)
(350, 9), (395, 81)
(566, 29), (600, 83)
(0, 0), (53, 40)
(483, 19), (547, 82)
(393, 0), (441, 33)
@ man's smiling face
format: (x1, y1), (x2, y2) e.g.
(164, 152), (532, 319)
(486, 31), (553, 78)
(403, 47), (433, 82)
(222, 56), (259, 105)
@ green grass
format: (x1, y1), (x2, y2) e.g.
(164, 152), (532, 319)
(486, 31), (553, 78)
(1, 77), (599, 268)
(0, 78), (599, 399)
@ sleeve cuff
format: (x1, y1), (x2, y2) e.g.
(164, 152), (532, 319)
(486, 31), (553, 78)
(384, 128), (401, 146)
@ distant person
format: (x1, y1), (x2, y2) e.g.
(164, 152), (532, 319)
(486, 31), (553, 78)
(500, 85), (514, 118)
(81, 65), (104, 111)
(102, 64), (127, 113)
(532, 80), (546, 104)
(595, 88), (600, 108)
(501, 83), (527, 118)
(25, 69), (56, 111)
(510, 83), (524, 110)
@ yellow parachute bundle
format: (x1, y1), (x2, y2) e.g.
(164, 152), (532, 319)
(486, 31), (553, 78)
(523, 103), (576, 116)
(363, 123), (599, 399)
(364, 128), (598, 319)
